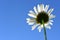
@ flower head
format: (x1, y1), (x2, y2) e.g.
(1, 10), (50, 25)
(26, 4), (55, 32)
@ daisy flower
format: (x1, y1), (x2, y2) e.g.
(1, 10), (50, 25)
(26, 4), (55, 32)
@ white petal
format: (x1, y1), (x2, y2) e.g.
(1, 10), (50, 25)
(44, 5), (49, 12)
(49, 14), (55, 19)
(26, 18), (35, 21)
(29, 10), (35, 14)
(27, 20), (35, 25)
(37, 4), (41, 12)
(45, 25), (51, 29)
(29, 10), (37, 15)
(40, 4), (44, 11)
(48, 8), (54, 15)
(33, 6), (38, 14)
(48, 20), (53, 25)
(49, 22), (53, 25)
(40, 25), (43, 28)
(37, 26), (42, 32)
(38, 28), (41, 32)
(32, 24), (39, 30)
(26, 18), (35, 23)
(26, 18), (35, 25)
(44, 23), (51, 29)
(26, 18), (30, 21)
(49, 20), (54, 22)
(27, 20), (34, 23)
(28, 13), (36, 18)
(44, 23), (49, 26)
(28, 22), (34, 25)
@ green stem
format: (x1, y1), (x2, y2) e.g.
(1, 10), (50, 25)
(42, 20), (47, 40)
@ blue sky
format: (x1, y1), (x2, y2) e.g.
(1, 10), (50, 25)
(0, 0), (60, 40)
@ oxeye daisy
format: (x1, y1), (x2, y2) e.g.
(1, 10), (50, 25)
(26, 4), (55, 40)
(26, 4), (55, 32)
